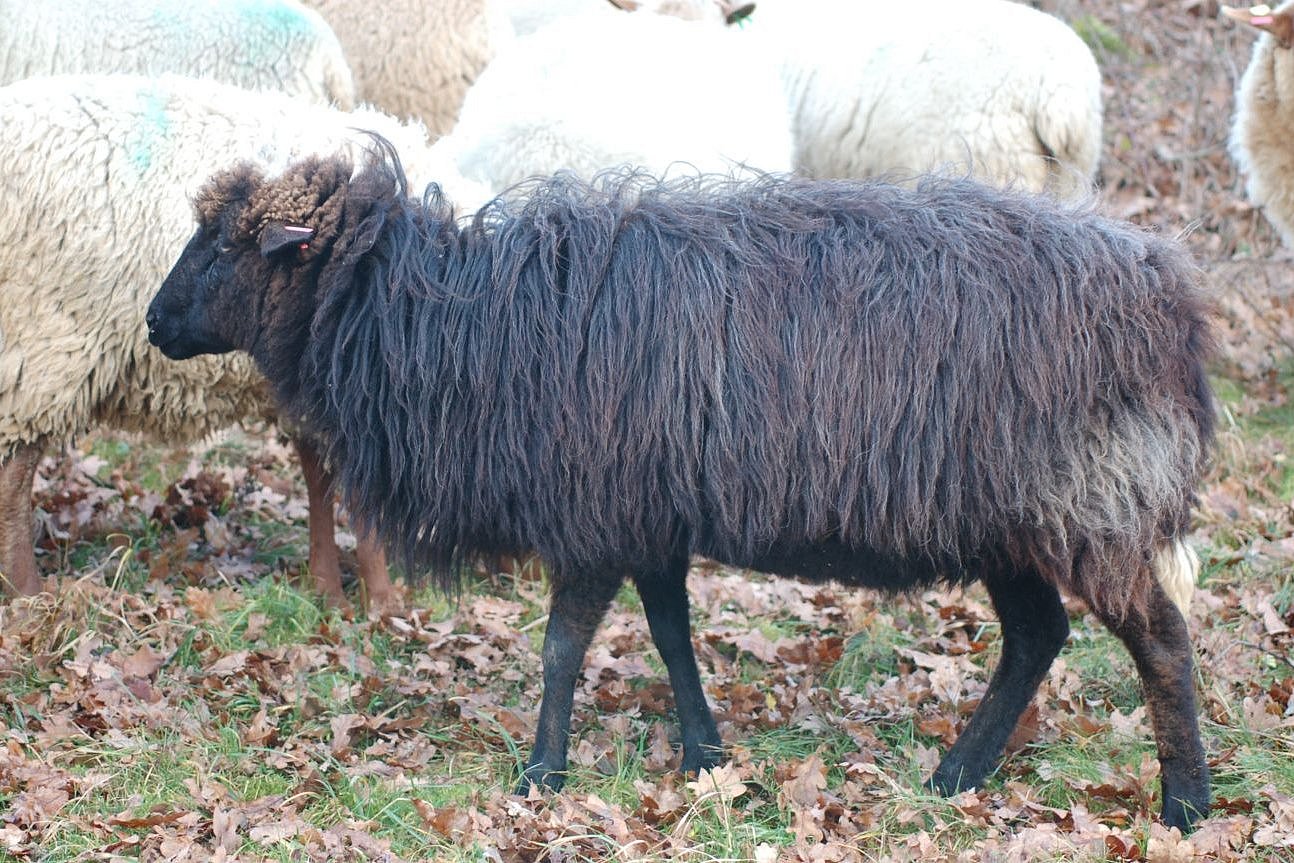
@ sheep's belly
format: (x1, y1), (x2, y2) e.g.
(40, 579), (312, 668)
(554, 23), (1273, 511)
(729, 541), (969, 593)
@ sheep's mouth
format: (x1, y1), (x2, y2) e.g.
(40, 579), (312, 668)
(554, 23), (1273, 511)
(151, 326), (237, 360)
(148, 331), (184, 358)
(148, 328), (199, 360)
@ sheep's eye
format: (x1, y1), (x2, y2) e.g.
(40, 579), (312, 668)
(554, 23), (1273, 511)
(218, 243), (233, 254)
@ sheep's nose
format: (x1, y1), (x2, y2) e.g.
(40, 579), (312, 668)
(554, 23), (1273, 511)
(145, 309), (159, 331)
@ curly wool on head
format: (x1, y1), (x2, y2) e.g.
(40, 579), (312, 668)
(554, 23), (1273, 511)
(239, 159), (356, 253)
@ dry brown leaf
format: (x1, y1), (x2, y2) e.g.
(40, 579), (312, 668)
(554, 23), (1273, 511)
(204, 650), (249, 676)
(212, 806), (243, 853)
(686, 763), (747, 805)
(330, 713), (368, 758)
(780, 755), (828, 809)
(241, 707), (278, 747)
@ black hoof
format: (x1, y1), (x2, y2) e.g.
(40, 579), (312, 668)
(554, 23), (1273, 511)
(680, 742), (726, 776)
(927, 762), (979, 797)
(1161, 794), (1209, 834)
(516, 763), (567, 795)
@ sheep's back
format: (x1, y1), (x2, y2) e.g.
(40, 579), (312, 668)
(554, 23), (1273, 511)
(0, 0), (354, 108)
(385, 174), (1209, 588)
(302, 0), (506, 136)
(755, 0), (1101, 198)
(446, 13), (793, 192)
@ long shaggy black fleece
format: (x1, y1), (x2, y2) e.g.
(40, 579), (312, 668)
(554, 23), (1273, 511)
(254, 153), (1213, 615)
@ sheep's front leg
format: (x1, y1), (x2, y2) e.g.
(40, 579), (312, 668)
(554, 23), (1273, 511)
(634, 555), (723, 773)
(1091, 583), (1208, 832)
(931, 567), (1069, 795)
(293, 437), (399, 615)
(292, 436), (350, 609)
(519, 570), (624, 793)
(0, 443), (44, 597)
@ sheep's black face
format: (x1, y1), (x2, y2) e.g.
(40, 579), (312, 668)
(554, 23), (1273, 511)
(147, 222), (251, 360)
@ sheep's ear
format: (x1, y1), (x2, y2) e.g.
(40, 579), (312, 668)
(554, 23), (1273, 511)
(259, 222), (315, 257)
(1222, 5), (1294, 47)
(719, 1), (755, 24)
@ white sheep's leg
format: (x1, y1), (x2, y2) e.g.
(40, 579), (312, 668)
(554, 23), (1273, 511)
(634, 554), (723, 774)
(354, 531), (401, 617)
(291, 436), (349, 610)
(0, 443), (45, 597)
(519, 569), (624, 794)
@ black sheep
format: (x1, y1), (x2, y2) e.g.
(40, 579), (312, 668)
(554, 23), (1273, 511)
(146, 145), (1216, 830)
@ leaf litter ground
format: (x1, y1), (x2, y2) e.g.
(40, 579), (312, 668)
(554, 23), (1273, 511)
(3, 2), (1294, 860)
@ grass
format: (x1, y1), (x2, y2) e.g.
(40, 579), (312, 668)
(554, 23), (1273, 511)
(4, 355), (1294, 862)
(6, 340), (1294, 861)
(5, 428), (1294, 861)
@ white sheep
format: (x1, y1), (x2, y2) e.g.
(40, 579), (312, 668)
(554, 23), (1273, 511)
(0, 73), (487, 608)
(1225, 2), (1294, 245)
(298, 0), (752, 137)
(747, 0), (1103, 199)
(437, 10), (794, 193)
(498, 0), (752, 36)
(300, 0), (511, 137)
(0, 0), (355, 108)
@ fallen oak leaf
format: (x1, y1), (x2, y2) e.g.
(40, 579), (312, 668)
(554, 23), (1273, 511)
(212, 806), (244, 853)
(413, 799), (470, 839)
(106, 806), (188, 829)
(248, 810), (310, 845)
(686, 763), (747, 805)
(1104, 833), (1141, 861)
(118, 645), (169, 680)
(633, 775), (687, 825)
(0, 824), (31, 855)
(330, 713), (368, 758)
(779, 754), (828, 809)
(241, 707), (278, 747)
(6, 786), (70, 826)
(204, 650), (249, 676)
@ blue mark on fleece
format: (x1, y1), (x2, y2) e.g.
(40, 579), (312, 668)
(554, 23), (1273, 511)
(145, 0), (306, 70)
(128, 88), (170, 172)
(228, 0), (311, 48)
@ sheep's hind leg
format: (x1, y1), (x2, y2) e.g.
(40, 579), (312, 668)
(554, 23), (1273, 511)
(355, 532), (400, 616)
(519, 569), (624, 793)
(0, 443), (44, 597)
(634, 555), (723, 774)
(930, 567), (1069, 795)
(1090, 583), (1208, 832)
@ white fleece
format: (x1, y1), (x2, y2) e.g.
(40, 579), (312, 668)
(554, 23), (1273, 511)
(0, 0), (355, 108)
(748, 0), (1103, 199)
(437, 11), (793, 193)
